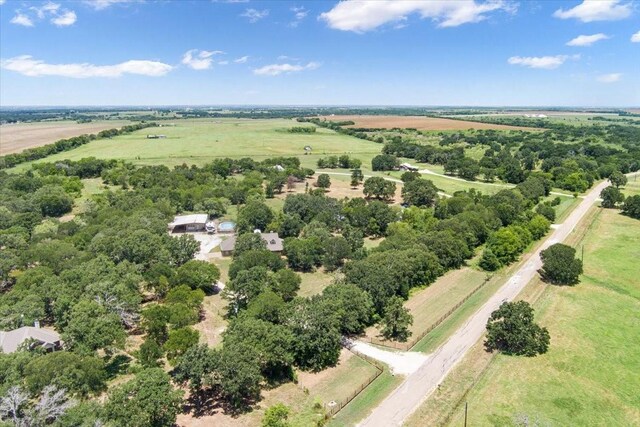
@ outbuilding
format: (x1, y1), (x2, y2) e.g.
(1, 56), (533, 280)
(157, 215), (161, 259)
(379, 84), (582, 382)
(168, 214), (209, 233)
(399, 162), (419, 172)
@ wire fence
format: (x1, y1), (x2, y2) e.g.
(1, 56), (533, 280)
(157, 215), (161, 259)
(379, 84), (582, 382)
(321, 274), (493, 420)
(361, 275), (493, 352)
(323, 349), (384, 419)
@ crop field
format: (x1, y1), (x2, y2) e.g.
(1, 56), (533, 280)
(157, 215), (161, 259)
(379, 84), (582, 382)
(11, 118), (381, 170)
(438, 208), (640, 426)
(0, 120), (131, 155)
(318, 115), (537, 131)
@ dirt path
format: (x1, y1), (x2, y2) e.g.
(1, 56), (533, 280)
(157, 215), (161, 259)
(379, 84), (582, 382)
(357, 178), (612, 427)
(345, 339), (427, 376)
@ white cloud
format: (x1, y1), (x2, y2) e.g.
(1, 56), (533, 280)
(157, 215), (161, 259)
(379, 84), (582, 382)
(320, 0), (515, 32)
(0, 0), (6, 5)
(597, 73), (622, 83)
(181, 49), (223, 70)
(51, 10), (77, 26)
(1, 55), (173, 78)
(11, 12), (34, 27)
(31, 2), (60, 19)
(241, 8), (269, 23)
(567, 33), (609, 46)
(234, 55), (249, 63)
(12, 3), (76, 27)
(253, 62), (320, 76)
(553, 0), (631, 22)
(290, 6), (308, 27)
(84, 0), (141, 10)
(507, 55), (579, 70)
(632, 30), (640, 42)
(218, 60), (229, 65)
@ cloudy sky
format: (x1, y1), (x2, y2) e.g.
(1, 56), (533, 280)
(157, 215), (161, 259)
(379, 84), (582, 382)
(0, 0), (638, 106)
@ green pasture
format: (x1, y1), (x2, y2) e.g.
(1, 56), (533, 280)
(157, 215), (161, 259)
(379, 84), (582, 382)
(447, 208), (640, 426)
(12, 118), (382, 170)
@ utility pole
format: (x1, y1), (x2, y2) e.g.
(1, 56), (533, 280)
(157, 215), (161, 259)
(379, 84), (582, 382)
(464, 401), (468, 427)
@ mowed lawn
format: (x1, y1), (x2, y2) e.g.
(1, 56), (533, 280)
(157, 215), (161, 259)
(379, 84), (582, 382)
(446, 208), (640, 426)
(13, 118), (381, 169)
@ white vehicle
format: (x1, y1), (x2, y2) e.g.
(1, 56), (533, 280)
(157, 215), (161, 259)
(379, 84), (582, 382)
(205, 222), (216, 234)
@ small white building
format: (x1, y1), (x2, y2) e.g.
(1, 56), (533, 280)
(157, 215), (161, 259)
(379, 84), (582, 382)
(168, 214), (209, 233)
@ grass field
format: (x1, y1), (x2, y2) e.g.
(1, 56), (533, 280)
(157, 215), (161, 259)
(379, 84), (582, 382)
(545, 194), (580, 223)
(298, 270), (337, 298)
(318, 115), (537, 131)
(327, 370), (403, 426)
(0, 120), (131, 155)
(364, 268), (489, 346)
(434, 208), (640, 426)
(623, 176), (640, 196)
(11, 119), (381, 170)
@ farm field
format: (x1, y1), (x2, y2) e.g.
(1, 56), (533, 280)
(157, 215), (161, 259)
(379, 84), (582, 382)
(411, 207), (640, 427)
(0, 120), (131, 155)
(11, 118), (381, 170)
(318, 115), (538, 131)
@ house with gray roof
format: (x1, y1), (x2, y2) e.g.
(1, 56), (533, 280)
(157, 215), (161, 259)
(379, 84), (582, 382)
(220, 232), (284, 257)
(0, 326), (61, 354)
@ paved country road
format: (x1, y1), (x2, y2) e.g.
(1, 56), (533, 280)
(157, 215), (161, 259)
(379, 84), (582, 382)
(358, 178), (613, 427)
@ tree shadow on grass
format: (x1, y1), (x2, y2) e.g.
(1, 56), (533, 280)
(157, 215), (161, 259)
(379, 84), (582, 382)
(182, 389), (259, 419)
(104, 354), (132, 379)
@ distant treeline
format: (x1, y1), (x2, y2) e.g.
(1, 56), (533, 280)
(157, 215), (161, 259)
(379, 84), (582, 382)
(0, 122), (157, 170)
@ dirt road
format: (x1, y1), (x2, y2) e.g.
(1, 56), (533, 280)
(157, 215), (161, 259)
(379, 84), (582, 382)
(358, 178), (612, 427)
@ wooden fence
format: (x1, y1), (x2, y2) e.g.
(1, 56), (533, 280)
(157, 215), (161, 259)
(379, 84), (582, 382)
(361, 275), (493, 352)
(324, 349), (384, 419)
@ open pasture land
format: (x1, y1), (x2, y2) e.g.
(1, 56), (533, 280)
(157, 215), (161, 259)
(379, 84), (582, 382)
(439, 208), (640, 426)
(318, 115), (537, 131)
(12, 118), (381, 169)
(0, 120), (131, 155)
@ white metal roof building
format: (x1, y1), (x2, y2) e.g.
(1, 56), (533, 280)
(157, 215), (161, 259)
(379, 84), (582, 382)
(168, 214), (209, 232)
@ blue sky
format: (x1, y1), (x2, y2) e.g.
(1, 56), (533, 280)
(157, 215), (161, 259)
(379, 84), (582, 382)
(1, 0), (638, 106)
